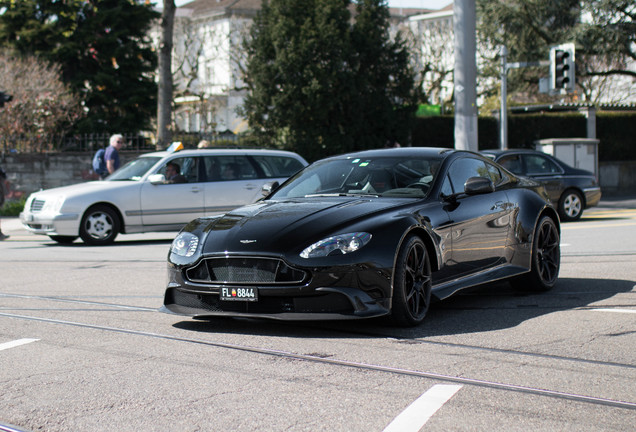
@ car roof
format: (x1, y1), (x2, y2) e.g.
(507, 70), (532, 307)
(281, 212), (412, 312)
(481, 149), (545, 156)
(326, 147), (462, 160)
(138, 148), (307, 160)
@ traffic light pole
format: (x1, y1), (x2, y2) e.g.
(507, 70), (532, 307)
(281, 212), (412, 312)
(499, 45), (549, 150)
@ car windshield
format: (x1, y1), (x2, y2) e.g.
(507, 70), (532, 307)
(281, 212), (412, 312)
(271, 156), (441, 199)
(107, 156), (162, 181)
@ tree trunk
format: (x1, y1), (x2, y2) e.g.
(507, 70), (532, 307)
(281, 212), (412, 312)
(156, 0), (175, 150)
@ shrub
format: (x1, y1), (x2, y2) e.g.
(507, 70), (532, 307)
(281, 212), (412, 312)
(0, 197), (26, 216)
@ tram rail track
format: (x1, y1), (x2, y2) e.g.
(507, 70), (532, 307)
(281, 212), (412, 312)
(0, 306), (634, 412)
(1, 291), (634, 371)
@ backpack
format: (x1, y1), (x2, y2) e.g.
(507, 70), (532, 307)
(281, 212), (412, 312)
(92, 148), (107, 176)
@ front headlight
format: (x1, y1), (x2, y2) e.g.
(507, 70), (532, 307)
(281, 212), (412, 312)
(300, 232), (372, 258)
(171, 232), (200, 257)
(42, 196), (65, 213)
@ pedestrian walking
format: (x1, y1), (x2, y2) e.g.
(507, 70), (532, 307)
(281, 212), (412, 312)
(105, 134), (125, 176)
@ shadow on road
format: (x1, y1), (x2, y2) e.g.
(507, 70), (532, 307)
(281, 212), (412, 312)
(171, 277), (634, 339)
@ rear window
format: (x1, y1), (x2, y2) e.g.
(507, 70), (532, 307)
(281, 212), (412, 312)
(250, 155), (305, 178)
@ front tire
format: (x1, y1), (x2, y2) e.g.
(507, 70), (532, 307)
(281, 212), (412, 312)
(514, 216), (560, 291)
(558, 189), (584, 221)
(79, 205), (120, 245)
(49, 235), (78, 244)
(391, 235), (432, 326)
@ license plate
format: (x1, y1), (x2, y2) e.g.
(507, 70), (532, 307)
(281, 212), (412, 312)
(220, 287), (258, 302)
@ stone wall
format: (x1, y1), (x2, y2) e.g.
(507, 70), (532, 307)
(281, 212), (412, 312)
(1, 152), (635, 199)
(1, 152), (142, 199)
(599, 161), (636, 195)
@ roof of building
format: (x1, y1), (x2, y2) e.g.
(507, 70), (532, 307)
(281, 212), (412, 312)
(178, 0), (261, 17)
(177, 0), (437, 19)
(510, 103), (636, 113)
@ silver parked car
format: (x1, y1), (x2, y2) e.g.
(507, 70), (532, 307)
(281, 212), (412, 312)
(20, 148), (307, 245)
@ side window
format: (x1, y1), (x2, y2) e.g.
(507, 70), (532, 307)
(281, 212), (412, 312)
(441, 174), (453, 196)
(497, 154), (523, 174)
(485, 161), (503, 184)
(447, 157), (489, 193)
(204, 156), (258, 181)
(523, 155), (560, 174)
(202, 156), (222, 181)
(250, 155), (305, 178)
(160, 157), (199, 183)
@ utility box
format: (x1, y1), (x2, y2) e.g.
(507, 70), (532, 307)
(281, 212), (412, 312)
(535, 138), (599, 177)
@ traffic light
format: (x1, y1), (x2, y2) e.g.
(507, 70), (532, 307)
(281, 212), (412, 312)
(0, 91), (12, 108)
(550, 43), (575, 92)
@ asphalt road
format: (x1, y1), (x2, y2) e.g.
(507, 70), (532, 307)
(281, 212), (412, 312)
(0, 198), (635, 432)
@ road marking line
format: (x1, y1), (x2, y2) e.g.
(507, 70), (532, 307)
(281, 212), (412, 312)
(0, 338), (39, 351)
(562, 221), (636, 230)
(590, 308), (636, 315)
(383, 384), (463, 432)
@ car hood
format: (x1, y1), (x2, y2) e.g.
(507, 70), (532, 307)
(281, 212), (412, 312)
(29, 180), (137, 200)
(199, 197), (412, 254)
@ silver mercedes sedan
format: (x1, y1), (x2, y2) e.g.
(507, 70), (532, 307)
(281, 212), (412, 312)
(20, 148), (307, 245)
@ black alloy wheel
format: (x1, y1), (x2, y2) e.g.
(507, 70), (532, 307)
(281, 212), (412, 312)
(79, 204), (120, 245)
(392, 235), (432, 326)
(514, 216), (560, 291)
(558, 189), (584, 222)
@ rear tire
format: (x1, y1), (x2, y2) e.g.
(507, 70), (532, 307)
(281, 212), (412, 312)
(391, 235), (432, 326)
(79, 205), (120, 245)
(513, 216), (560, 291)
(558, 189), (583, 222)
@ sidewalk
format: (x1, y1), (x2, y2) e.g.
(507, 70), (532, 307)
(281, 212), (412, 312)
(594, 193), (636, 210)
(0, 216), (32, 240)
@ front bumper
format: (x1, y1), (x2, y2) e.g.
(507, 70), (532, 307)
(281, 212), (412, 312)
(162, 255), (393, 321)
(161, 285), (390, 320)
(20, 211), (80, 236)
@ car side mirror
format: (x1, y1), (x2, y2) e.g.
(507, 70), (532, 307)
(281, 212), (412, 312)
(261, 181), (280, 197)
(149, 174), (166, 185)
(464, 177), (494, 195)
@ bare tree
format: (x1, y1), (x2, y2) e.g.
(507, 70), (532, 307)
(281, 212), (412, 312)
(0, 49), (83, 152)
(400, 16), (455, 108)
(157, 0), (176, 150)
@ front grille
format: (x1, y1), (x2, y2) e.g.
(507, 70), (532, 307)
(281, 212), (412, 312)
(186, 257), (307, 285)
(30, 199), (45, 212)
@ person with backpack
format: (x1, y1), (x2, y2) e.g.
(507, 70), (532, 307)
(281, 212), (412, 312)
(92, 148), (108, 179)
(94, 134), (124, 179)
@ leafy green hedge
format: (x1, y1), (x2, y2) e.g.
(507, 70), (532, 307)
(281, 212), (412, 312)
(411, 112), (636, 161)
(0, 197), (26, 217)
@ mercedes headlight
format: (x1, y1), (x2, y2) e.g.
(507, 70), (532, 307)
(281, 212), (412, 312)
(42, 196), (65, 213)
(300, 232), (372, 258)
(171, 232), (200, 257)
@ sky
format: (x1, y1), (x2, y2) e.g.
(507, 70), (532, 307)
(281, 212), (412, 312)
(173, 0), (452, 10)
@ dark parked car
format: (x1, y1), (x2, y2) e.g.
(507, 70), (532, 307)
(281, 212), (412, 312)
(162, 147), (561, 326)
(482, 149), (601, 221)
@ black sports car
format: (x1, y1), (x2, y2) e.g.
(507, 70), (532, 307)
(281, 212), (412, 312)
(482, 149), (601, 222)
(162, 148), (560, 326)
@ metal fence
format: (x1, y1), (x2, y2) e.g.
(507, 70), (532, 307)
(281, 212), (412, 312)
(0, 132), (248, 154)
